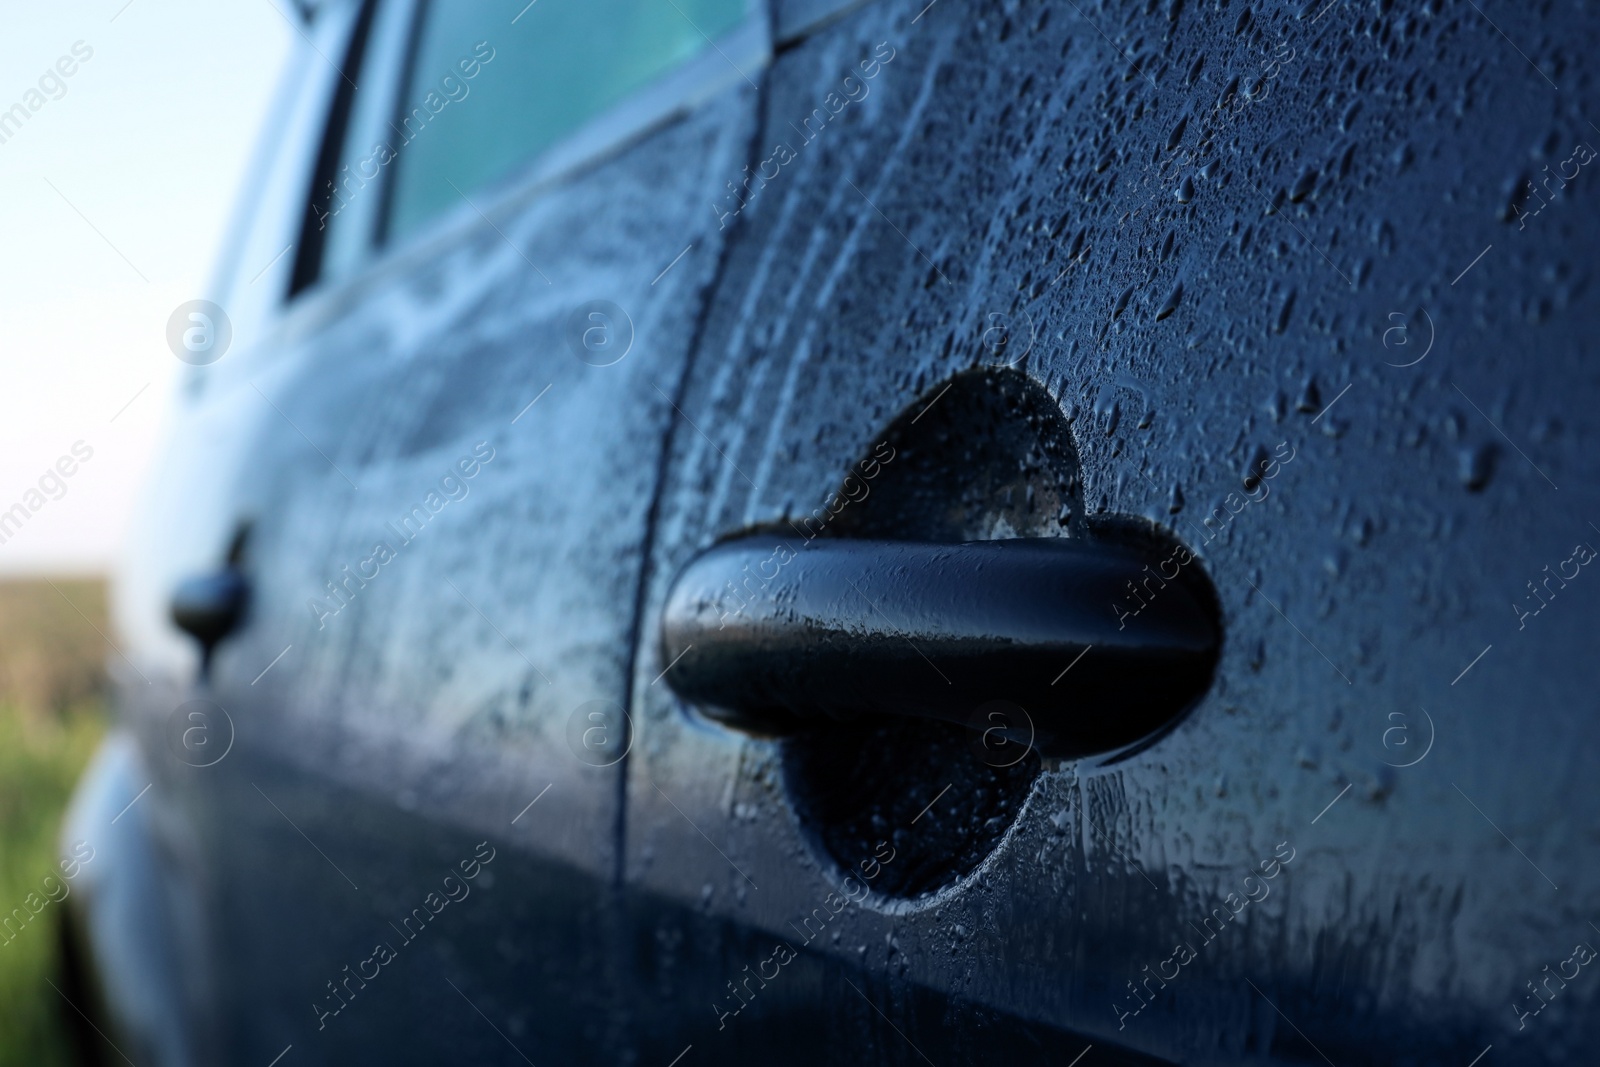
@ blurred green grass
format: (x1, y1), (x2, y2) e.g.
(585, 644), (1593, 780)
(0, 578), (109, 1067)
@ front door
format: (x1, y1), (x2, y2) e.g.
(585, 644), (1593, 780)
(118, 0), (769, 1061)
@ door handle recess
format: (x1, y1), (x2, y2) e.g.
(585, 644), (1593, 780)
(660, 536), (1219, 758)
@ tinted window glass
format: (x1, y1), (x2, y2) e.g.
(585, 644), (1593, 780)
(384, 0), (747, 245)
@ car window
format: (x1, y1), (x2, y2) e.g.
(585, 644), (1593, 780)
(202, 1), (366, 358)
(288, 0), (382, 297)
(381, 0), (748, 246)
(319, 0), (418, 284)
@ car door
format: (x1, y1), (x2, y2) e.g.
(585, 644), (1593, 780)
(112, 0), (768, 1063)
(622, 1), (1600, 1065)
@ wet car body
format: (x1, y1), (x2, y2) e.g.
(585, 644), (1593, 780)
(63, 0), (1600, 1064)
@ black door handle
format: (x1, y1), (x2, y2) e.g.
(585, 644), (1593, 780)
(660, 536), (1219, 758)
(171, 569), (250, 673)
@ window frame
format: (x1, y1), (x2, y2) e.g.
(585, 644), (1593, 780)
(287, 0), (383, 297)
(286, 0), (423, 296)
(287, 0), (772, 297)
(200, 0), (371, 368)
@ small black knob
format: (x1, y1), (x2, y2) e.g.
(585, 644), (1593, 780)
(170, 570), (250, 671)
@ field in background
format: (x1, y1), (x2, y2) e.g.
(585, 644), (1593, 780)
(0, 578), (110, 1067)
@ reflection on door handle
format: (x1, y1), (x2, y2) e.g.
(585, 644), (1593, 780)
(660, 536), (1220, 758)
(171, 569), (250, 674)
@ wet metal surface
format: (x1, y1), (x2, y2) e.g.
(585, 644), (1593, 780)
(69, 0), (1600, 1063)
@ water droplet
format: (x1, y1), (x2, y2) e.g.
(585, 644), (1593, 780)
(1272, 288), (1298, 334)
(1373, 219), (1395, 254)
(1458, 444), (1495, 491)
(1112, 284), (1135, 320)
(1217, 76), (1240, 111)
(1167, 114), (1189, 152)
(1098, 395), (1121, 435)
(1289, 165), (1319, 203)
(1156, 281), (1184, 320)
(1242, 445), (1271, 490)
(1296, 374), (1321, 412)
(1500, 170), (1534, 223)
(1260, 391), (1284, 422)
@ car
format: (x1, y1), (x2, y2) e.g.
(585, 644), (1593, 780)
(61, 0), (1600, 1063)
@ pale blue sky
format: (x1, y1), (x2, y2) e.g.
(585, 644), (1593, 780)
(0, 1), (291, 573)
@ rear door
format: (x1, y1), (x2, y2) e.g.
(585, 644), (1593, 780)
(621, 1), (1600, 1065)
(116, 0), (767, 1062)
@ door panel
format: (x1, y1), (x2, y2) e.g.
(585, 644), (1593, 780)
(118, 63), (761, 1067)
(624, 1), (1600, 1064)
